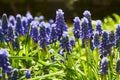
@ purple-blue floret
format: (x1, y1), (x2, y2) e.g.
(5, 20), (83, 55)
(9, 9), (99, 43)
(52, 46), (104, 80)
(99, 57), (108, 74)
(73, 17), (81, 39)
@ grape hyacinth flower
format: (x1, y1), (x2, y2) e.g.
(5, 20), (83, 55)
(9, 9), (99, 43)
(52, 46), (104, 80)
(45, 23), (51, 37)
(6, 22), (14, 42)
(11, 68), (18, 80)
(70, 37), (75, 47)
(81, 17), (89, 40)
(26, 11), (33, 26)
(116, 58), (120, 73)
(73, 17), (81, 39)
(116, 24), (120, 38)
(99, 57), (108, 74)
(108, 31), (115, 47)
(90, 37), (94, 51)
(83, 10), (94, 37)
(60, 31), (71, 52)
(81, 17), (89, 48)
(83, 10), (91, 21)
(12, 37), (20, 50)
(39, 22), (49, 49)
(96, 20), (102, 35)
(49, 24), (57, 44)
(22, 17), (28, 34)
(93, 32), (100, 48)
(39, 16), (44, 22)
(2, 13), (8, 35)
(115, 24), (120, 52)
(55, 9), (68, 40)
(0, 26), (4, 42)
(100, 31), (110, 56)
(25, 70), (31, 79)
(30, 21), (39, 43)
(9, 15), (15, 26)
(15, 14), (24, 36)
(58, 49), (65, 56)
(83, 11), (94, 50)
(49, 19), (54, 25)
(34, 17), (39, 21)
(0, 49), (12, 76)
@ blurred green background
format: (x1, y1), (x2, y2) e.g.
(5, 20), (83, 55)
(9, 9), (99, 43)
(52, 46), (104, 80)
(0, 0), (120, 22)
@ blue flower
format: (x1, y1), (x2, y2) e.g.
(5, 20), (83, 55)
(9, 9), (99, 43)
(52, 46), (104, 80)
(116, 24), (120, 38)
(49, 24), (57, 44)
(90, 36), (94, 51)
(108, 31), (115, 47)
(60, 32), (71, 52)
(93, 32), (100, 48)
(11, 68), (18, 80)
(2, 13), (8, 35)
(15, 14), (24, 36)
(99, 57), (108, 74)
(12, 37), (20, 50)
(116, 24), (120, 50)
(39, 16), (44, 22)
(81, 17), (89, 39)
(99, 31), (110, 56)
(45, 23), (51, 37)
(116, 58), (120, 73)
(0, 26), (4, 42)
(55, 9), (68, 40)
(49, 19), (54, 25)
(0, 49), (12, 76)
(70, 37), (75, 47)
(39, 22), (49, 49)
(26, 11), (33, 26)
(96, 20), (102, 35)
(22, 17), (28, 34)
(30, 21), (39, 43)
(73, 17), (81, 39)
(58, 49), (65, 56)
(83, 10), (91, 21)
(9, 15), (15, 26)
(34, 17), (39, 21)
(83, 10), (94, 37)
(25, 70), (31, 79)
(6, 22), (14, 42)
(0, 49), (9, 58)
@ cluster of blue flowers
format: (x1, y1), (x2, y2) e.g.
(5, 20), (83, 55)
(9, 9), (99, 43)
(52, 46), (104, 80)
(0, 9), (75, 52)
(0, 49), (31, 79)
(0, 49), (12, 78)
(1, 9), (120, 78)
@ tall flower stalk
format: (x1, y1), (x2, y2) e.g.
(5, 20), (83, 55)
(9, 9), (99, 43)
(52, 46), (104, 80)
(99, 57), (108, 80)
(96, 20), (102, 36)
(39, 22), (49, 60)
(60, 31), (73, 67)
(83, 10), (94, 51)
(2, 14), (8, 35)
(55, 9), (68, 40)
(73, 17), (81, 50)
(116, 24), (120, 57)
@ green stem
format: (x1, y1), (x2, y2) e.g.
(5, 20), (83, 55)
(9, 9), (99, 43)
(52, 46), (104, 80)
(67, 53), (74, 68)
(109, 48), (114, 80)
(27, 71), (64, 80)
(101, 74), (107, 80)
